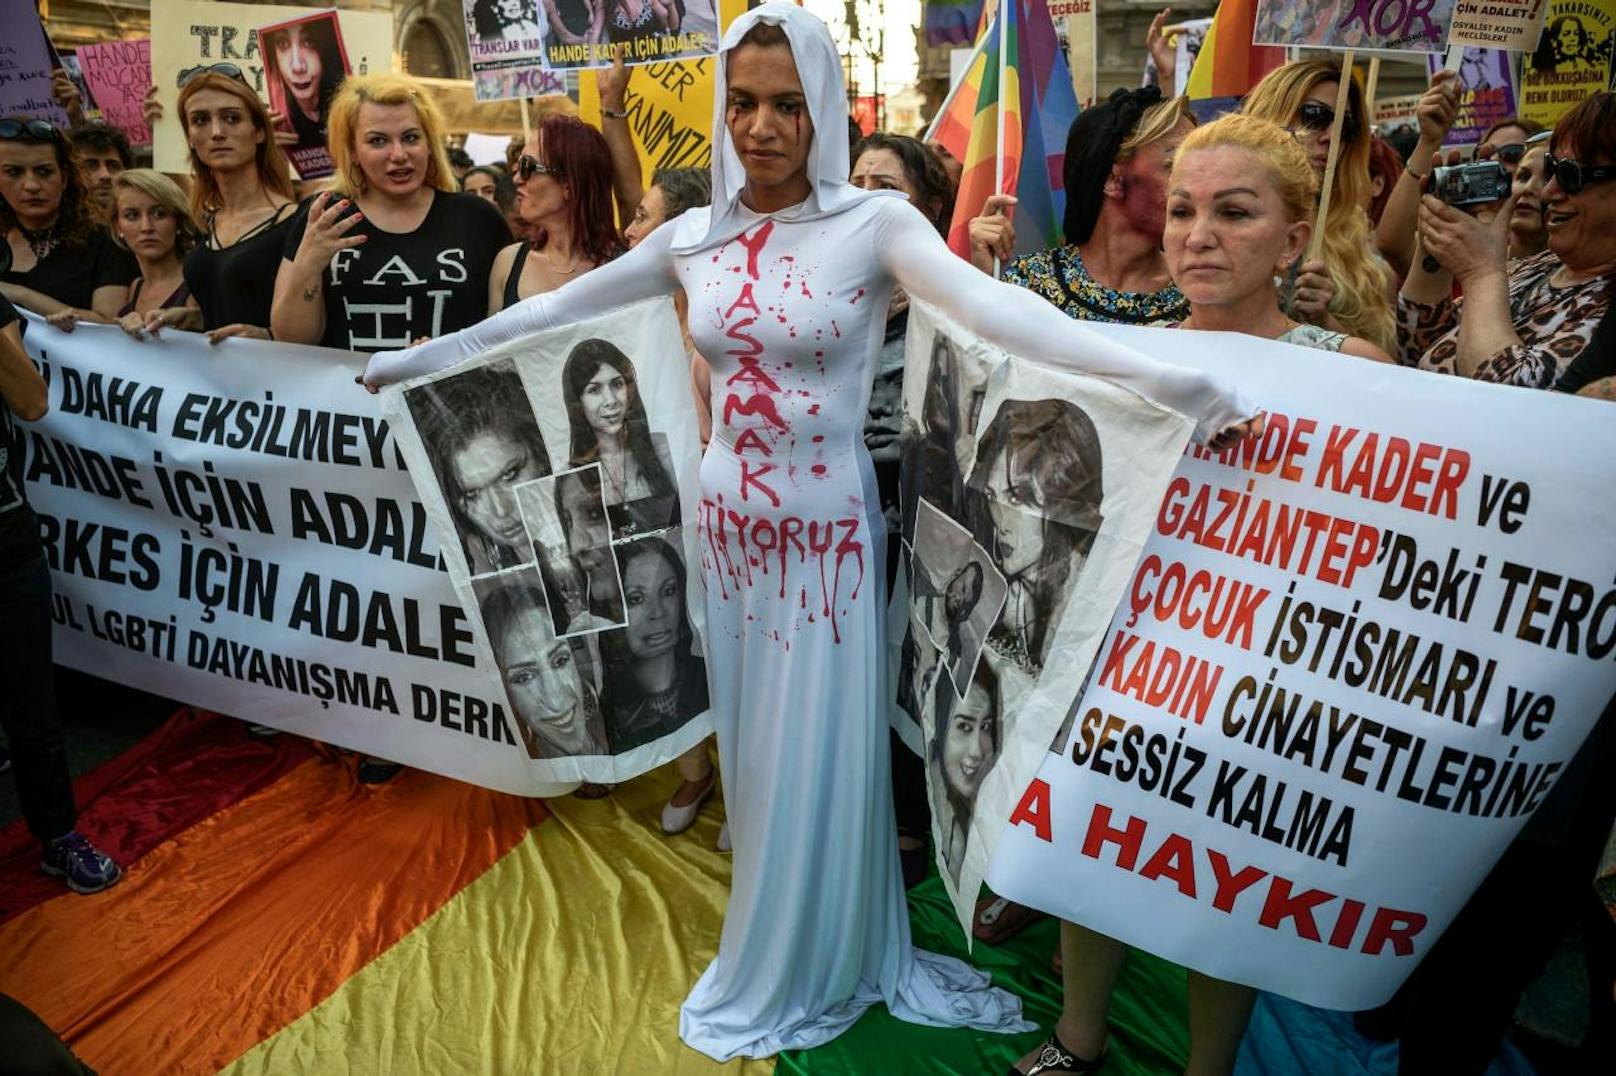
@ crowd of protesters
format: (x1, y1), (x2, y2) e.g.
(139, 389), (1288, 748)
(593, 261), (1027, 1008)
(1, 9), (1613, 1074)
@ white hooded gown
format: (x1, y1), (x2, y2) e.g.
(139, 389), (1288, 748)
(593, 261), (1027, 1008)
(365, 3), (1254, 1060)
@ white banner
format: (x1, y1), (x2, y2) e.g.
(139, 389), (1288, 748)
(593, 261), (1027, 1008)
(19, 317), (681, 798)
(988, 324), (1616, 1010)
(896, 304), (1195, 934)
(381, 299), (713, 784)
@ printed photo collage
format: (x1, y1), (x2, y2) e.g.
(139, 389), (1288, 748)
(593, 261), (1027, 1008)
(405, 341), (708, 763)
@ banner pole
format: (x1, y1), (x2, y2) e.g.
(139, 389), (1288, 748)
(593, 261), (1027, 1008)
(1308, 49), (1354, 264)
(992, 0), (1008, 280)
(1365, 56), (1381, 120)
(520, 96), (532, 145)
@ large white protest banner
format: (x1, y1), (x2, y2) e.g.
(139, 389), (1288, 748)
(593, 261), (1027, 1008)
(18, 317), (696, 798)
(895, 303), (1195, 934)
(987, 324), (1616, 1010)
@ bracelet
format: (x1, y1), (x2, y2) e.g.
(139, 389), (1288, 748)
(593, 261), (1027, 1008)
(602, 108), (629, 119)
(1404, 158), (1429, 180)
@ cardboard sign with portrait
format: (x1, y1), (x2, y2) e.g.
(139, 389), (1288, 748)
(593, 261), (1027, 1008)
(1251, 0), (1456, 54)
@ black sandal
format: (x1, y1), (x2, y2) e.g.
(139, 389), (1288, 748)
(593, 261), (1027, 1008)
(1008, 1029), (1105, 1075)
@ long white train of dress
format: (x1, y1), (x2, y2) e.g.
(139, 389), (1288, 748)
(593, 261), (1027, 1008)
(365, 195), (1254, 1060)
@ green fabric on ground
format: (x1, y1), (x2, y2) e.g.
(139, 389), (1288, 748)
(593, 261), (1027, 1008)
(780, 875), (1192, 1075)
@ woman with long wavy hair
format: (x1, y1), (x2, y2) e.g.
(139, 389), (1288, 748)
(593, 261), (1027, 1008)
(1242, 59), (1396, 356)
(561, 337), (678, 535)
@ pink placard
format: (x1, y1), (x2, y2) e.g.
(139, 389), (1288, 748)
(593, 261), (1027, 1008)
(78, 38), (153, 146)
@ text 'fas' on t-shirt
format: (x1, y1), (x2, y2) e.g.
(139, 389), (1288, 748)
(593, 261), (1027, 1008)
(284, 189), (512, 354)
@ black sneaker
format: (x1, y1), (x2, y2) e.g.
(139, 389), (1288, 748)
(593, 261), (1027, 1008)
(41, 831), (123, 894)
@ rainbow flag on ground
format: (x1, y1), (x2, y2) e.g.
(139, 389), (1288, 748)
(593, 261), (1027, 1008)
(1184, 0), (1287, 103)
(929, 0), (1078, 262)
(0, 708), (1543, 1072)
(924, 0), (987, 46)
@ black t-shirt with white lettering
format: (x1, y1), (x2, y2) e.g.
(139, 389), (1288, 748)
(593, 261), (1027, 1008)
(0, 296), (41, 570)
(282, 189), (511, 354)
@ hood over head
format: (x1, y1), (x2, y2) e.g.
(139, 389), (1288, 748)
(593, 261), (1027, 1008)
(669, 1), (887, 254)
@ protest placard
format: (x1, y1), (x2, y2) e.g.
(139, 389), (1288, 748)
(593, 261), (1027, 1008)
(1252, 0), (1455, 54)
(464, 0), (721, 92)
(987, 323), (1616, 1010)
(1448, 0), (1551, 52)
(1050, 0), (1097, 103)
(255, 9), (351, 180)
(1428, 47), (1519, 144)
(0, 0), (71, 127)
(1372, 91), (1423, 131)
(77, 39), (155, 146)
(150, 0), (393, 174)
(1518, 0), (1614, 125)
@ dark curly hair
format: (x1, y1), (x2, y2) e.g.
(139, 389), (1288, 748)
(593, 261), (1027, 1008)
(852, 132), (954, 235)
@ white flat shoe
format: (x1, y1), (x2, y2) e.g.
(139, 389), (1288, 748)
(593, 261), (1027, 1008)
(716, 821), (731, 853)
(660, 773), (717, 834)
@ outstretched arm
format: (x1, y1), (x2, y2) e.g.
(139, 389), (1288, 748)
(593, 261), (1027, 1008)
(363, 217), (683, 386)
(871, 200), (1256, 444)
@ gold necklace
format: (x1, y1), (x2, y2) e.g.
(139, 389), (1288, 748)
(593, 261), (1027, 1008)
(540, 246), (581, 276)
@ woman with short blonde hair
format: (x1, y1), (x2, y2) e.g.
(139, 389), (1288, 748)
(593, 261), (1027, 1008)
(273, 71), (508, 360)
(1242, 59), (1396, 355)
(107, 169), (200, 336)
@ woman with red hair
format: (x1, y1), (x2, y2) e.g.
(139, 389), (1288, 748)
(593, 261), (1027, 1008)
(491, 113), (622, 312)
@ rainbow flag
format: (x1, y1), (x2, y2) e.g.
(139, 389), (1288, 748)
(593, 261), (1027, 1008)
(1184, 0), (1287, 101)
(932, 0), (1078, 262)
(924, 0), (986, 46)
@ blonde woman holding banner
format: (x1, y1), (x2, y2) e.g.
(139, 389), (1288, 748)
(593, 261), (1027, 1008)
(364, 4), (1257, 1059)
(1241, 59), (1397, 357)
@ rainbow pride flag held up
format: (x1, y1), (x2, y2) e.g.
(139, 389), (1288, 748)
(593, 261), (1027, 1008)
(924, 0), (987, 46)
(1184, 0), (1287, 102)
(931, 0), (1078, 262)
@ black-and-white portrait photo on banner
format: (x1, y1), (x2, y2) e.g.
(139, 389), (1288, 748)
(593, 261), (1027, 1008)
(893, 302), (1199, 936)
(405, 358), (554, 577)
(514, 465), (629, 636)
(474, 567), (611, 761)
(910, 500), (1007, 700)
(601, 531), (710, 753)
(386, 298), (711, 786)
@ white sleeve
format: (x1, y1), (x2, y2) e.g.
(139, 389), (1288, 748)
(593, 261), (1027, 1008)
(871, 200), (1258, 443)
(362, 222), (683, 386)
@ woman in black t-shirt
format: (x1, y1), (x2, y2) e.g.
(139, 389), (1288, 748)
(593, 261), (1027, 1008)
(273, 73), (510, 353)
(0, 118), (135, 321)
(490, 113), (621, 313)
(138, 70), (300, 341)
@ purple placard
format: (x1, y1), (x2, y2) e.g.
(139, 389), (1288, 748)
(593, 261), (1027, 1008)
(0, 0), (72, 126)
(1428, 46), (1519, 145)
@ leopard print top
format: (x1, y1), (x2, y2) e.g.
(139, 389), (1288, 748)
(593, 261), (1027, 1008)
(1396, 251), (1613, 388)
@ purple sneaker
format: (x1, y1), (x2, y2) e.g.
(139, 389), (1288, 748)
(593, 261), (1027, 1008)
(41, 831), (123, 894)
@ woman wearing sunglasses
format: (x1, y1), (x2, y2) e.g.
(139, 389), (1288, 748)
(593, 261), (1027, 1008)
(1399, 92), (1616, 386)
(490, 113), (619, 314)
(1241, 60), (1397, 358)
(272, 73), (510, 352)
(0, 117), (136, 322)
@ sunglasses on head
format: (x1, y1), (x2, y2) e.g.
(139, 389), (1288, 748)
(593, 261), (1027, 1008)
(1295, 100), (1358, 141)
(178, 62), (250, 88)
(1542, 153), (1616, 194)
(516, 155), (560, 181)
(0, 118), (61, 143)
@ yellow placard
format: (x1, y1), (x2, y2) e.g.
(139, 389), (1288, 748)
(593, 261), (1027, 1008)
(576, 0), (745, 185)
(1518, 0), (1615, 126)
